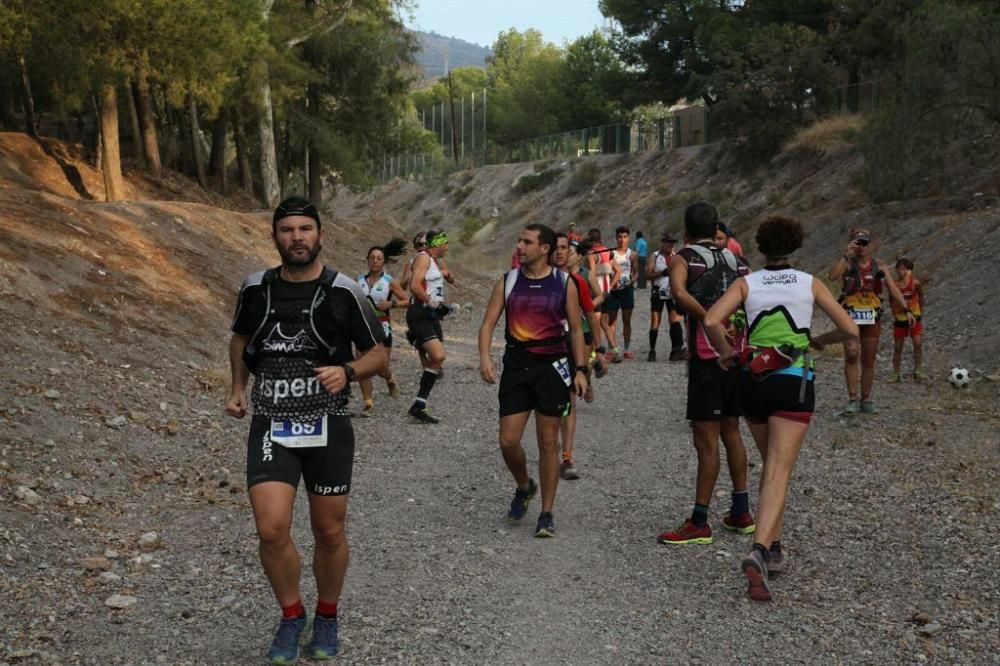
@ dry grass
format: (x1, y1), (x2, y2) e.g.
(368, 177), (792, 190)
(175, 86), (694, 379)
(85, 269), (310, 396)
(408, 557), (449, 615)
(784, 115), (866, 158)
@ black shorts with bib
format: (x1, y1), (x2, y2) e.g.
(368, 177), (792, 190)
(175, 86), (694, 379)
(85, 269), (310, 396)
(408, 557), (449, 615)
(246, 415), (354, 496)
(499, 351), (572, 418)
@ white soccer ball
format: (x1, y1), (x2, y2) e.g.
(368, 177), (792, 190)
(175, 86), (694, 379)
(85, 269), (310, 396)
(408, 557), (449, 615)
(949, 367), (971, 389)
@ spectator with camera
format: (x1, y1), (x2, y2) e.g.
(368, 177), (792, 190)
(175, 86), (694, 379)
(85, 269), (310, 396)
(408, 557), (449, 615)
(829, 228), (914, 414)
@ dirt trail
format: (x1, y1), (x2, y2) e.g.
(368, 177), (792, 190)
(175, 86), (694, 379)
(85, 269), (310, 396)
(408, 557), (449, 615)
(1, 135), (998, 664)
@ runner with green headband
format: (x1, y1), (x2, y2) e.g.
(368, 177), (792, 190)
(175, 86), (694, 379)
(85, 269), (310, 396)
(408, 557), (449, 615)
(405, 229), (453, 423)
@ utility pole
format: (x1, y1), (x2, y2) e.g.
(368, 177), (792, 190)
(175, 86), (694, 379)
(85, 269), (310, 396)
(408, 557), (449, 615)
(447, 72), (458, 163)
(461, 95), (465, 162)
(471, 91), (475, 163)
(482, 88), (488, 164)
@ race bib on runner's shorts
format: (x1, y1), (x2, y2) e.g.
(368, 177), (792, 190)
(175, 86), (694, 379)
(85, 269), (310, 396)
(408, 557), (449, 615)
(850, 308), (876, 325)
(552, 358), (571, 387)
(270, 416), (328, 448)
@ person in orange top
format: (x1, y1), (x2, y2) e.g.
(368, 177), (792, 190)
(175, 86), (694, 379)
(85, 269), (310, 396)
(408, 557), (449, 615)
(889, 257), (926, 382)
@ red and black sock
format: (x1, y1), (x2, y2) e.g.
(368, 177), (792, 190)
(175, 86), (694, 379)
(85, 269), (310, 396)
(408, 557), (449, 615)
(316, 599), (338, 620)
(281, 600), (306, 619)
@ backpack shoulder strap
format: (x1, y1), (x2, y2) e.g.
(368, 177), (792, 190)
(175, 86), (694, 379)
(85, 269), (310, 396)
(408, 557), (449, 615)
(719, 248), (739, 272)
(684, 243), (716, 269)
(319, 266), (339, 286)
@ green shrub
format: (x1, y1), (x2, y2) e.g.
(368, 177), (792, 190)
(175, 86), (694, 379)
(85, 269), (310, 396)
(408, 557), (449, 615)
(566, 161), (599, 195)
(513, 168), (561, 194)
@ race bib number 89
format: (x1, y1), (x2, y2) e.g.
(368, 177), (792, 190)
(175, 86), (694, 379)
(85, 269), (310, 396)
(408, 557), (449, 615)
(270, 416), (327, 448)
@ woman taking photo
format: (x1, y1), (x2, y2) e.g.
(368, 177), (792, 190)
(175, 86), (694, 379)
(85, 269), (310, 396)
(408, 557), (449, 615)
(704, 215), (859, 601)
(828, 228), (914, 414)
(357, 239), (409, 417)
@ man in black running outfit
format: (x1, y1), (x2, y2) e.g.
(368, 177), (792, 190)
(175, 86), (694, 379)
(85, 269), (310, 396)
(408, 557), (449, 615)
(225, 196), (387, 664)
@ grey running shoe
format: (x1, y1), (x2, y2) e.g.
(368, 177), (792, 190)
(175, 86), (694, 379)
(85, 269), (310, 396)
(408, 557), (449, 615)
(741, 550), (772, 601)
(861, 400), (879, 414)
(843, 399), (861, 414)
(560, 459), (580, 480)
(268, 615), (307, 664)
(767, 546), (784, 575)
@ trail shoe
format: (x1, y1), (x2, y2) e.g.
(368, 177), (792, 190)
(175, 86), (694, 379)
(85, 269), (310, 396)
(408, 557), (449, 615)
(583, 383), (595, 403)
(843, 399), (860, 414)
(306, 615), (339, 660)
(507, 479), (538, 520)
(647, 350), (657, 362)
(767, 546), (784, 575)
(361, 400), (374, 418)
(612, 349), (624, 363)
(535, 512), (556, 538)
(861, 400), (879, 414)
(387, 378), (401, 398)
(888, 372), (902, 383)
(560, 459), (580, 480)
(741, 549), (773, 601)
(408, 405), (439, 424)
(623, 350), (635, 360)
(668, 348), (686, 362)
(913, 369), (928, 381)
(722, 512), (757, 535)
(657, 519), (713, 545)
(268, 615), (307, 665)
(592, 358), (608, 379)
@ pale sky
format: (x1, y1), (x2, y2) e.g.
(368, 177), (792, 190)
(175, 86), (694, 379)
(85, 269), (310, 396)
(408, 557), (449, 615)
(405, 0), (607, 49)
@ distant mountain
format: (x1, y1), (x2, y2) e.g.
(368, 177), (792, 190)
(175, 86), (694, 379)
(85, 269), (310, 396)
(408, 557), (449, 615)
(412, 30), (491, 80)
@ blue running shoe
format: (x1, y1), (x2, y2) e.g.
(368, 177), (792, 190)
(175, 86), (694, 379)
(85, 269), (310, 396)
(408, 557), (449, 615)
(268, 615), (307, 665)
(307, 615), (339, 660)
(507, 479), (537, 520)
(535, 511), (556, 538)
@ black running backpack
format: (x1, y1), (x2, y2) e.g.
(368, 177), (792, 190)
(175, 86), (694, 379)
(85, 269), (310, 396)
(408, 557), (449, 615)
(684, 244), (740, 308)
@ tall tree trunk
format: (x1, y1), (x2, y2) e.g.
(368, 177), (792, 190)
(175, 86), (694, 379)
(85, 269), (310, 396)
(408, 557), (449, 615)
(133, 65), (162, 178)
(125, 80), (144, 163)
(90, 96), (103, 167)
(187, 94), (208, 189)
(98, 84), (126, 202)
(18, 57), (37, 137)
(208, 112), (227, 177)
(56, 101), (70, 141)
(256, 74), (281, 206)
(0, 74), (16, 130)
(232, 107), (254, 195)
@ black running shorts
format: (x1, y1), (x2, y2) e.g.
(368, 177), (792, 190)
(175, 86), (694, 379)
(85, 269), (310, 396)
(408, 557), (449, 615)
(686, 357), (742, 421)
(246, 415), (354, 496)
(650, 292), (676, 316)
(602, 286), (635, 313)
(499, 357), (572, 418)
(406, 305), (443, 348)
(738, 371), (815, 425)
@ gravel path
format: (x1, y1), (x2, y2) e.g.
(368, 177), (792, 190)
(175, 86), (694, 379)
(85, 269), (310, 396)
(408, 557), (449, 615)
(2, 284), (998, 665)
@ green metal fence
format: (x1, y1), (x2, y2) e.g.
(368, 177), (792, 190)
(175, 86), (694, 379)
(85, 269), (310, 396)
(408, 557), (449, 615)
(374, 80), (882, 182)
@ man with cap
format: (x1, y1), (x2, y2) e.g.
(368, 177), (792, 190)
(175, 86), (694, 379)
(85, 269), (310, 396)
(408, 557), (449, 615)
(646, 233), (685, 362)
(226, 195), (388, 663)
(567, 222), (584, 242)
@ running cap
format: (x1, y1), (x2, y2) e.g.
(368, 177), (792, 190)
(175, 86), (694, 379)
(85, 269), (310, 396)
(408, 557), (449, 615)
(719, 223), (733, 237)
(568, 221), (577, 228)
(426, 231), (448, 248)
(661, 233), (678, 243)
(273, 196), (321, 229)
(850, 228), (871, 242)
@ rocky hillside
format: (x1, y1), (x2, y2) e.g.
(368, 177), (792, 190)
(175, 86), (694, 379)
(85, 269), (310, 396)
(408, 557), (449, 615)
(333, 133), (1000, 373)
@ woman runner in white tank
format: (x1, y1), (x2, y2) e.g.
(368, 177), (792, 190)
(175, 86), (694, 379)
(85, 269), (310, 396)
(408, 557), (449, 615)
(356, 239), (409, 416)
(704, 215), (858, 603)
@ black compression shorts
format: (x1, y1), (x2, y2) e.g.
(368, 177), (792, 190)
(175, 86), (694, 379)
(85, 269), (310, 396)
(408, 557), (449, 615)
(246, 415), (354, 496)
(738, 371), (815, 425)
(406, 305), (443, 348)
(650, 292), (676, 316)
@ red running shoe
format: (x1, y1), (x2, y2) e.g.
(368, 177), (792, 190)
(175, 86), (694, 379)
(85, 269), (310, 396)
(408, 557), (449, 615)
(657, 519), (713, 545)
(722, 512), (756, 535)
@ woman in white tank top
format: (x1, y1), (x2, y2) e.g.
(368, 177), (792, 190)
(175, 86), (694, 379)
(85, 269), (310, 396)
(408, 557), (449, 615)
(703, 215), (858, 603)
